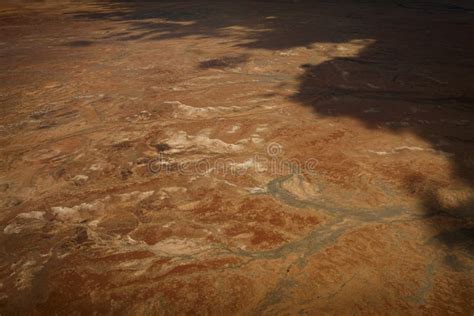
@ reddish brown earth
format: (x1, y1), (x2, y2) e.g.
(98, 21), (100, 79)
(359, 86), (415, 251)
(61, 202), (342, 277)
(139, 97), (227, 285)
(0, 0), (473, 314)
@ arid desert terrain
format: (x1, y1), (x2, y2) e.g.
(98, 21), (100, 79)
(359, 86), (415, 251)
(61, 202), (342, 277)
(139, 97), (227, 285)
(0, 0), (473, 314)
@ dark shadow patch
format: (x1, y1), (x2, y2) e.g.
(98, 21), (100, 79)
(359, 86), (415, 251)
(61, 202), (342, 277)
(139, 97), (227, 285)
(199, 54), (250, 69)
(443, 254), (470, 271)
(430, 228), (474, 255)
(65, 40), (94, 47)
(154, 143), (171, 152)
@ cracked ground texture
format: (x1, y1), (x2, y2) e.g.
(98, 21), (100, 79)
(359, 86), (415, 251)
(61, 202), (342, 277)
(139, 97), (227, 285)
(0, 0), (473, 314)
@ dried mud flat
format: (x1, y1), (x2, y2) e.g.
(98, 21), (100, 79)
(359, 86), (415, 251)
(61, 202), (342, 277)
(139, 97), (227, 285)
(0, 0), (473, 314)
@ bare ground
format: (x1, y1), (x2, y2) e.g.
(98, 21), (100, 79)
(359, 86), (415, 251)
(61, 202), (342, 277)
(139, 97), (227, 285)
(0, 0), (473, 314)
